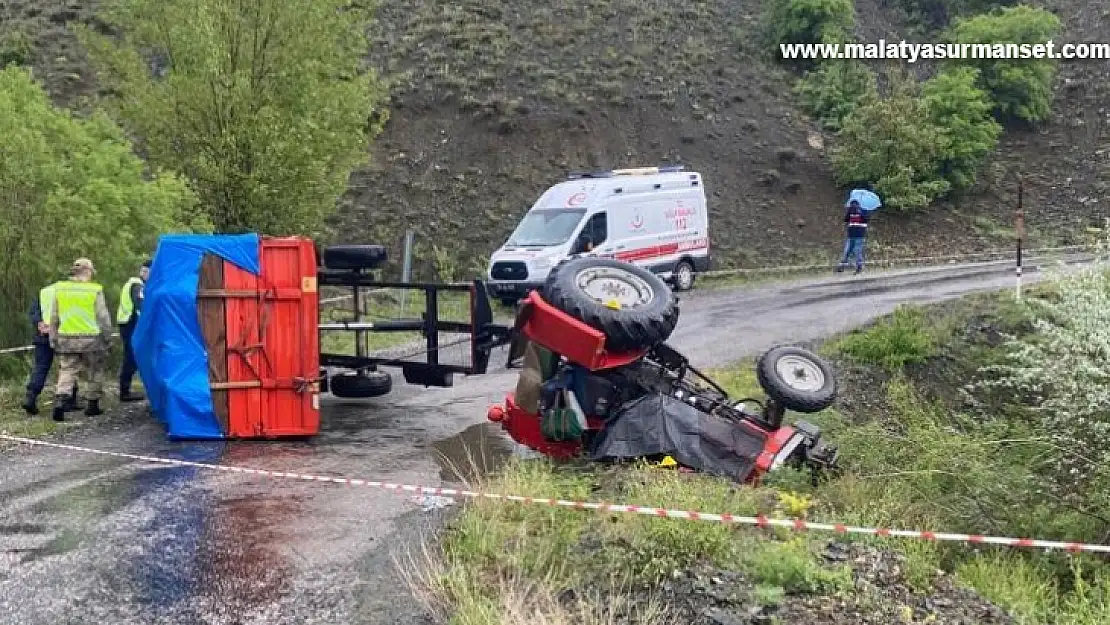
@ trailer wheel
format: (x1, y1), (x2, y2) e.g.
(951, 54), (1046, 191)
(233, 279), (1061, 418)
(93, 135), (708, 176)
(756, 346), (837, 414)
(543, 257), (679, 351)
(329, 371), (393, 398)
(323, 245), (388, 271)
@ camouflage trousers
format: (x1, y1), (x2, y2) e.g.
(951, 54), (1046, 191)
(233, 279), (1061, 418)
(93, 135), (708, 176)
(55, 351), (105, 401)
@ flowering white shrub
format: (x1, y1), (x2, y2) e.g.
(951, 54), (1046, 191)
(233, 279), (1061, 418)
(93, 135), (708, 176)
(977, 238), (1110, 497)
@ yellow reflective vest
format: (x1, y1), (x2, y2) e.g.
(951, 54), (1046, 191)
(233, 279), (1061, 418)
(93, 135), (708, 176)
(55, 281), (104, 336)
(39, 281), (64, 324)
(117, 277), (144, 324)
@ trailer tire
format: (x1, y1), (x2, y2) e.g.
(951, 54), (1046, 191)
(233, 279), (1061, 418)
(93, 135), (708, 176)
(756, 346), (837, 414)
(329, 371), (393, 398)
(542, 257), (678, 351)
(323, 245), (388, 271)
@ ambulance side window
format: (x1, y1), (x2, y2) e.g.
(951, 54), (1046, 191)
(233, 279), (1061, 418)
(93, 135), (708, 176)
(588, 212), (608, 244)
(574, 212), (608, 253)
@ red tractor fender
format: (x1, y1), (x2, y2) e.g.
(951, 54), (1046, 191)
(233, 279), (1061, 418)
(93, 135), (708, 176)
(513, 290), (647, 371)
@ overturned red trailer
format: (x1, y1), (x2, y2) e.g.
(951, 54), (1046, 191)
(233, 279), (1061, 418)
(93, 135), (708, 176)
(134, 234), (510, 440)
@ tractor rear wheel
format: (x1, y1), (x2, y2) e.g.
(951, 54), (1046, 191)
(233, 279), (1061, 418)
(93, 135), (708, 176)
(542, 257), (679, 351)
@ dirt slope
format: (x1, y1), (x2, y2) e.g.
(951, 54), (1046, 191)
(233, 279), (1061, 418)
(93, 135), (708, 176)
(3, 0), (1107, 275)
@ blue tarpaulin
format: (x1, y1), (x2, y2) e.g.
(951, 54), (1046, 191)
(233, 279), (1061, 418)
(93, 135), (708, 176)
(132, 234), (261, 440)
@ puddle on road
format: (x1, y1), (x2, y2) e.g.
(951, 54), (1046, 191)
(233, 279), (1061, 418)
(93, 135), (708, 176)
(432, 422), (515, 484)
(13, 526), (83, 564)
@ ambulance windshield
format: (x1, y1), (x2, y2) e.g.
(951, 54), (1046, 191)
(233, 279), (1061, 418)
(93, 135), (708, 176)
(505, 208), (586, 247)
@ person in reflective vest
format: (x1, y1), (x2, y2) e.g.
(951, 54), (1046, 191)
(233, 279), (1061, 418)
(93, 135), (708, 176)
(48, 258), (114, 422)
(21, 277), (79, 415)
(116, 259), (150, 402)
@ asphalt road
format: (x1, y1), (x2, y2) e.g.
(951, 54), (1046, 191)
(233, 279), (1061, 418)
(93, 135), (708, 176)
(0, 257), (1082, 624)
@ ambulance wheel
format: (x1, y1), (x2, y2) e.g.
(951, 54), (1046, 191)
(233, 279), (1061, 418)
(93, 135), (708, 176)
(672, 260), (696, 291)
(329, 371), (393, 398)
(756, 346), (837, 414)
(543, 257), (679, 351)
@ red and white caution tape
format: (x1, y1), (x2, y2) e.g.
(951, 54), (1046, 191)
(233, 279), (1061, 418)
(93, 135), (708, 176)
(700, 244), (1089, 278)
(3, 434), (1110, 554)
(0, 246), (1093, 355)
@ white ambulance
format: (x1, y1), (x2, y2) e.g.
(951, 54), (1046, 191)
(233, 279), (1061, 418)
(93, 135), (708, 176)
(487, 165), (711, 305)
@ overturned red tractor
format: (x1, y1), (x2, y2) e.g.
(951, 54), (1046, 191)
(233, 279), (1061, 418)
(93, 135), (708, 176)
(487, 257), (839, 484)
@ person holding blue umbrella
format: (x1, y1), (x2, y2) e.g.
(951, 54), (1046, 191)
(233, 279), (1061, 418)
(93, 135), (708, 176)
(836, 189), (880, 274)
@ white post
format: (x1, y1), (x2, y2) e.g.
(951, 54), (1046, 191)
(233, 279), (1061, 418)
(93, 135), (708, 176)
(1015, 178), (1024, 301)
(400, 230), (415, 313)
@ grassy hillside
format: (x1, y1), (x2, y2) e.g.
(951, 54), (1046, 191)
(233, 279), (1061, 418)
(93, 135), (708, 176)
(411, 269), (1110, 624)
(2, 0), (1106, 276)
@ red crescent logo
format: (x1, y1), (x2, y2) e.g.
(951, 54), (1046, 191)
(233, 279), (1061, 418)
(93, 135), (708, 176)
(567, 192), (587, 207)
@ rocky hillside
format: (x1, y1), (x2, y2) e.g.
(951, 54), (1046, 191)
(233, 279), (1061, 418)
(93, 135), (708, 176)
(5, 0), (1107, 275)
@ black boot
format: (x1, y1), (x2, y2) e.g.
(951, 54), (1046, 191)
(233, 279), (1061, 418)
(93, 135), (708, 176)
(22, 391), (38, 416)
(119, 389), (145, 402)
(85, 399), (103, 417)
(52, 399), (66, 422)
(63, 395), (81, 411)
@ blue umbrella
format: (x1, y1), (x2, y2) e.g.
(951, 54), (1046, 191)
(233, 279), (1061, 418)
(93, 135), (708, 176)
(847, 189), (882, 212)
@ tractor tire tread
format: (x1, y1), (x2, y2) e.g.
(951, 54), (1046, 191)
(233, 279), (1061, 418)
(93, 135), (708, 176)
(542, 257), (679, 352)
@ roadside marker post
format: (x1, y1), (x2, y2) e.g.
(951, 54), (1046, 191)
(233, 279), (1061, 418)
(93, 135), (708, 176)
(1015, 176), (1025, 301)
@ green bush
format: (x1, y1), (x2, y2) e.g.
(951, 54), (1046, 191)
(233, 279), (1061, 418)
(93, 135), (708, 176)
(830, 78), (952, 211)
(898, 0), (1017, 30)
(0, 66), (204, 349)
(767, 0), (855, 48)
(944, 5), (1063, 123)
(831, 306), (936, 371)
(0, 27), (33, 68)
(77, 0), (389, 236)
(976, 253), (1110, 522)
(795, 60), (879, 131)
(920, 66), (1002, 190)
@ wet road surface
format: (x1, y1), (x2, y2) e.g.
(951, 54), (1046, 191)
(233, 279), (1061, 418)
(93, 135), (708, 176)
(0, 257), (1083, 624)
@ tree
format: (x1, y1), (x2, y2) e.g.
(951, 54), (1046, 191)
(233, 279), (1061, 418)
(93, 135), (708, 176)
(76, 0), (389, 235)
(920, 67), (1002, 190)
(831, 77), (951, 211)
(0, 26), (33, 68)
(795, 60), (879, 131)
(897, 0), (1017, 30)
(944, 6), (1063, 123)
(768, 0), (855, 49)
(0, 66), (203, 348)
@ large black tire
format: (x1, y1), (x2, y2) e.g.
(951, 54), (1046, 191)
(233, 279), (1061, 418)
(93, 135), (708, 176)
(329, 371), (393, 398)
(542, 257), (679, 351)
(323, 245), (388, 271)
(756, 346), (837, 414)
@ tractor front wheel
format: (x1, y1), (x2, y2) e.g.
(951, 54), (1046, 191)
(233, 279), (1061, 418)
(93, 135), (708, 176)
(756, 346), (837, 414)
